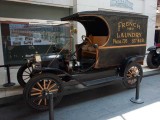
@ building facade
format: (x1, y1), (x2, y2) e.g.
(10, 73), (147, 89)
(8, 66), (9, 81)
(0, 0), (157, 97)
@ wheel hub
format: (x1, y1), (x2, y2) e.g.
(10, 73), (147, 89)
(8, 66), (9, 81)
(41, 89), (49, 96)
(127, 66), (139, 84)
(30, 73), (33, 78)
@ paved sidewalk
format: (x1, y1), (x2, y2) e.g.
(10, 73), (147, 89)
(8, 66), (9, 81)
(143, 65), (160, 77)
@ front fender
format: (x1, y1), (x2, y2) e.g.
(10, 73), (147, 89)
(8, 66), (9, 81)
(147, 46), (156, 51)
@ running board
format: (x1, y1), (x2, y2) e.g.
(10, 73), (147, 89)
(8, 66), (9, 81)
(82, 76), (123, 87)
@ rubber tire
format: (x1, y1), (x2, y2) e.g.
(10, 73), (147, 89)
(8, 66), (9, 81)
(123, 62), (143, 89)
(147, 51), (159, 69)
(23, 73), (63, 111)
(17, 63), (33, 87)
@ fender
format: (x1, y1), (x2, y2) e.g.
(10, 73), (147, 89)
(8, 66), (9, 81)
(119, 55), (144, 76)
(147, 46), (156, 51)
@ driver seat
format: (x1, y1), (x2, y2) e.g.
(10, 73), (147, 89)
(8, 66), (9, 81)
(81, 35), (97, 58)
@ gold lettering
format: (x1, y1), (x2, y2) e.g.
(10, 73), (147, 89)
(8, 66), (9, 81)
(122, 23), (126, 28)
(116, 32), (142, 38)
(113, 39), (117, 44)
(118, 22), (122, 28)
(128, 33), (132, 37)
(117, 33), (120, 38)
(133, 23), (136, 27)
(137, 24), (141, 29)
(132, 38), (145, 43)
(132, 33), (136, 37)
(126, 22), (130, 27)
(124, 33), (127, 38)
(118, 22), (141, 30)
(113, 39), (128, 44)
(122, 39), (128, 44)
(121, 33), (125, 38)
(135, 33), (142, 37)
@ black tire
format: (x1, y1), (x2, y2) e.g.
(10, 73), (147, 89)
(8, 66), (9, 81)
(123, 62), (143, 89)
(23, 73), (63, 111)
(147, 51), (159, 69)
(17, 63), (33, 87)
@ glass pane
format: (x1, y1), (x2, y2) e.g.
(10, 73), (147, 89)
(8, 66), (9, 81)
(1, 22), (71, 65)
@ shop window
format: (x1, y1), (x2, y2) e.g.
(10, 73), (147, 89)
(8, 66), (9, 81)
(1, 22), (70, 65)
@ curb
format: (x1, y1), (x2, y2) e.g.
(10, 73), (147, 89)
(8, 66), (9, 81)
(143, 70), (160, 77)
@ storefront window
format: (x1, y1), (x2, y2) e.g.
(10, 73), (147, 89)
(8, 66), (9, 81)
(1, 22), (70, 65)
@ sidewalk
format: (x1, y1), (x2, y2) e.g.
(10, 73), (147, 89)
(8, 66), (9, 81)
(143, 65), (160, 77)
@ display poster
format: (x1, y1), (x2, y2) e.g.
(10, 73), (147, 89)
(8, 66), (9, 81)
(9, 24), (69, 46)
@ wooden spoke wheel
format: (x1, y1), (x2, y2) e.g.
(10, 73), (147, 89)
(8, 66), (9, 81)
(23, 73), (63, 111)
(17, 63), (34, 87)
(123, 62), (143, 89)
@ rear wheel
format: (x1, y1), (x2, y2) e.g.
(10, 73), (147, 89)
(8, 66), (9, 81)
(23, 73), (63, 111)
(147, 51), (159, 69)
(17, 63), (33, 87)
(123, 62), (143, 89)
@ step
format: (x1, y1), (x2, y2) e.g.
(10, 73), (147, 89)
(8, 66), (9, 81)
(82, 76), (123, 87)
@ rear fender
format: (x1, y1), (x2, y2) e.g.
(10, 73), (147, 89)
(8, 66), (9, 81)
(119, 56), (144, 76)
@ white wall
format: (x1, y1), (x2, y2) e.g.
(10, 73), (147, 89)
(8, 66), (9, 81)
(76, 0), (144, 13)
(73, 0), (99, 44)
(0, 1), (71, 20)
(143, 0), (157, 49)
(7, 0), (73, 8)
(73, 0), (157, 49)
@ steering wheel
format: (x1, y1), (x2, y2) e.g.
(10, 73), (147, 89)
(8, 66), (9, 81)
(81, 35), (92, 44)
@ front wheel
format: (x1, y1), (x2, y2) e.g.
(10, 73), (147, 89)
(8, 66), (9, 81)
(147, 51), (159, 69)
(123, 62), (143, 89)
(17, 63), (33, 87)
(23, 73), (63, 111)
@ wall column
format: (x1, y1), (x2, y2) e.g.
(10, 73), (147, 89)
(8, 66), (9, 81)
(143, 0), (157, 49)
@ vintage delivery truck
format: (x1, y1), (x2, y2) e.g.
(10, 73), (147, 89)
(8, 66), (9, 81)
(22, 11), (148, 111)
